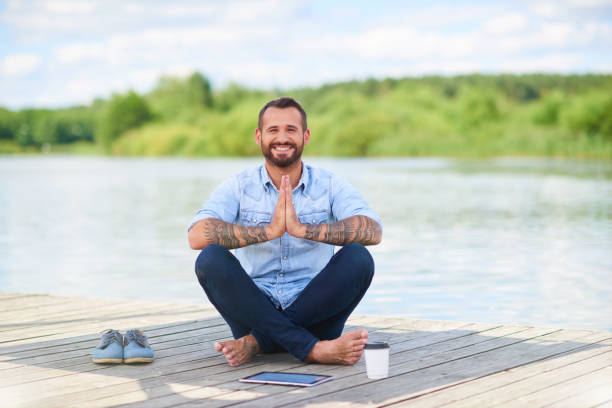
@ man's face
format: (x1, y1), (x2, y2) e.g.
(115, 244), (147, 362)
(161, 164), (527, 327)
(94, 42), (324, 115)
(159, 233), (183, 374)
(256, 107), (310, 168)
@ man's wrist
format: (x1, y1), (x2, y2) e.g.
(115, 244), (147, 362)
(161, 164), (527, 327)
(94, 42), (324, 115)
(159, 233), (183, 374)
(297, 223), (307, 239)
(286, 221), (306, 239)
(264, 225), (276, 240)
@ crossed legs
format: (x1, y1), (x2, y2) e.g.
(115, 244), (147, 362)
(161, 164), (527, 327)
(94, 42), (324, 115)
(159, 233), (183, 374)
(195, 243), (374, 366)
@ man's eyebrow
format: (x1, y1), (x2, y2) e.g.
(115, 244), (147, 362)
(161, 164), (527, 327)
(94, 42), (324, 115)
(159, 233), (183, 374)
(265, 125), (279, 131)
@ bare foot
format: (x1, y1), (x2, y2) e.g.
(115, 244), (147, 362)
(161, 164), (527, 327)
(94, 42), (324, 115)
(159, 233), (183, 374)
(214, 334), (260, 367)
(306, 329), (368, 365)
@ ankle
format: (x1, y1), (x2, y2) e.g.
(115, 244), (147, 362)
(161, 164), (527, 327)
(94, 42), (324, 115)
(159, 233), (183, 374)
(243, 334), (260, 353)
(306, 340), (326, 363)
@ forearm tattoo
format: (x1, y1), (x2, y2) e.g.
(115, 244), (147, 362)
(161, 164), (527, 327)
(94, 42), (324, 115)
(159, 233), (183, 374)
(304, 215), (382, 246)
(202, 219), (269, 249)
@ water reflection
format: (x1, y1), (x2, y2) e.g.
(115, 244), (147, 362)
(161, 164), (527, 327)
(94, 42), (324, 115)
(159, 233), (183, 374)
(0, 156), (610, 330)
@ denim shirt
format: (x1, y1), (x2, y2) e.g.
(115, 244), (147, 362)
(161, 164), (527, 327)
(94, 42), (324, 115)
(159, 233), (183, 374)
(189, 163), (382, 309)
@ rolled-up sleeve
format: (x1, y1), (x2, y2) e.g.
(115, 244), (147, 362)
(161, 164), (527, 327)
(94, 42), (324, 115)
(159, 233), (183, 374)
(188, 176), (240, 231)
(330, 176), (382, 229)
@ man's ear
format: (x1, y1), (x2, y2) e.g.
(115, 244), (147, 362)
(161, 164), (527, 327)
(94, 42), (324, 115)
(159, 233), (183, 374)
(255, 128), (262, 146)
(303, 129), (311, 145)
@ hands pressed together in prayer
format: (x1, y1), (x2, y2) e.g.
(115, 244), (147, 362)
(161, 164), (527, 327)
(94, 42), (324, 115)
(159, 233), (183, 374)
(266, 175), (307, 240)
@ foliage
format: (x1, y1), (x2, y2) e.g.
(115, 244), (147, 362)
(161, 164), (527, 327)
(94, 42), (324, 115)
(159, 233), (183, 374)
(97, 91), (152, 150)
(1, 72), (611, 158)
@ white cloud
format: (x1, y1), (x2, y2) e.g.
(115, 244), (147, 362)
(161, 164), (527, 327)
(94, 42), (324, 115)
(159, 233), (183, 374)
(44, 0), (99, 14)
(497, 53), (584, 72)
(529, 2), (562, 18)
(1, 1), (611, 108)
(566, 0), (612, 6)
(528, 0), (612, 18)
(53, 25), (276, 68)
(1, 54), (41, 76)
(483, 13), (528, 35)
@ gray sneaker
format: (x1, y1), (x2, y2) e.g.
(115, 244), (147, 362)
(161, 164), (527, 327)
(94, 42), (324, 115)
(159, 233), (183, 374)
(92, 329), (124, 364)
(123, 329), (154, 364)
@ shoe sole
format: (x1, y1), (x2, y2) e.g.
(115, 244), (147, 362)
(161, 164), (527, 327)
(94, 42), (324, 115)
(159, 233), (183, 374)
(92, 358), (123, 364)
(124, 357), (154, 364)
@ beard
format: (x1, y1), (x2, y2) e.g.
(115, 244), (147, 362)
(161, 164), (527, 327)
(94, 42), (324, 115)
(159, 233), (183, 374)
(261, 141), (304, 168)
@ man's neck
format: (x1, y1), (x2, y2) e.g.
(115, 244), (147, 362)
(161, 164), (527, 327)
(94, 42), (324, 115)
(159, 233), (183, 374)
(265, 159), (303, 190)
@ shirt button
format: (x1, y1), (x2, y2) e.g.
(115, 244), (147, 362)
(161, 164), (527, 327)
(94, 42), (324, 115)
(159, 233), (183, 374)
(280, 273), (284, 277)
(312, 219), (315, 223)
(278, 290), (282, 294)
(283, 256), (287, 260)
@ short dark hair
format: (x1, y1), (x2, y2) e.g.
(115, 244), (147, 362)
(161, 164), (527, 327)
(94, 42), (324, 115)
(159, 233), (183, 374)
(258, 97), (308, 131)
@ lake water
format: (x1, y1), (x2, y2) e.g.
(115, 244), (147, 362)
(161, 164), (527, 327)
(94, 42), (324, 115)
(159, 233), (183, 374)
(1, 156), (611, 330)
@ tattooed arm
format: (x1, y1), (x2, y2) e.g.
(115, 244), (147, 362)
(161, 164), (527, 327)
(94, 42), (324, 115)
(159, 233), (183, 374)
(301, 215), (382, 246)
(282, 175), (382, 246)
(188, 177), (287, 250)
(188, 218), (274, 250)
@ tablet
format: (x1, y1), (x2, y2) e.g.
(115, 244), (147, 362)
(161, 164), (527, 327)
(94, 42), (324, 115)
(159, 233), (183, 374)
(239, 371), (333, 387)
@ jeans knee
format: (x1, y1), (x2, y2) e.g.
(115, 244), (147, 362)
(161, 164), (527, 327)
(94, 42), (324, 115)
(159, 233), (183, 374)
(342, 243), (375, 285)
(195, 244), (229, 283)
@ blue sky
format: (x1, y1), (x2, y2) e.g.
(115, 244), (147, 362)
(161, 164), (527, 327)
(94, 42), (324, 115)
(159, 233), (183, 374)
(1, 0), (611, 109)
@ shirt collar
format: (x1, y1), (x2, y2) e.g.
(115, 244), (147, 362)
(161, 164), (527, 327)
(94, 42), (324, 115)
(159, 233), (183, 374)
(260, 162), (309, 193)
(260, 164), (273, 192)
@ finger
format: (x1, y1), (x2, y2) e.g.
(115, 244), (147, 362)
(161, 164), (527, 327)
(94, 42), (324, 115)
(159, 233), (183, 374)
(285, 175), (292, 204)
(280, 177), (286, 205)
(277, 176), (285, 204)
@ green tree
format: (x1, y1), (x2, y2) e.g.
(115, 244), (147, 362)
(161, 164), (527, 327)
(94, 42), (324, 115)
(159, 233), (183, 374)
(0, 108), (17, 140)
(98, 91), (152, 150)
(186, 72), (213, 108)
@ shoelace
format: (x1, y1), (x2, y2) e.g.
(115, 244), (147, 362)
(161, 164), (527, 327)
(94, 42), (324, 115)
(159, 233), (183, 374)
(124, 329), (150, 348)
(98, 329), (123, 349)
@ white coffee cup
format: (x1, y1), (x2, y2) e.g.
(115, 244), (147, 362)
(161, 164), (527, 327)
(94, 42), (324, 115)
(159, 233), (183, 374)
(364, 341), (390, 379)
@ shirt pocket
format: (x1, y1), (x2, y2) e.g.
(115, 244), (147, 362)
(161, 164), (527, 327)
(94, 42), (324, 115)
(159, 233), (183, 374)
(240, 210), (272, 226)
(298, 210), (328, 225)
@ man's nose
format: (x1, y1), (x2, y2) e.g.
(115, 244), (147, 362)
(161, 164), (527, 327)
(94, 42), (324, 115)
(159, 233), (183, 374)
(276, 130), (290, 142)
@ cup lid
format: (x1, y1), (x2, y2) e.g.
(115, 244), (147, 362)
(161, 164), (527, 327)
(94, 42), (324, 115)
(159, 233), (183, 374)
(365, 341), (389, 349)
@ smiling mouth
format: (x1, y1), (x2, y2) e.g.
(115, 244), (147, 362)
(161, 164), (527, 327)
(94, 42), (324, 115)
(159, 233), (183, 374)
(272, 145), (294, 152)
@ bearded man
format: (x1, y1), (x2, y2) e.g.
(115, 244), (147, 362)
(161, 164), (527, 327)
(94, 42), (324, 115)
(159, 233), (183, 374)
(188, 97), (382, 366)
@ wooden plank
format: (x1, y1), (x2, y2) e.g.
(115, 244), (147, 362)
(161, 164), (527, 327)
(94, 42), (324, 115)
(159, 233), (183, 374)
(1, 292), (610, 408)
(12, 318), (472, 408)
(0, 315), (396, 405)
(0, 293), (49, 303)
(502, 366), (612, 408)
(0, 305), (218, 346)
(0, 316), (219, 356)
(430, 350), (612, 407)
(94, 323), (508, 408)
(0, 319), (229, 368)
(0, 298), (159, 326)
(0, 296), (79, 314)
(1, 315), (393, 379)
(0, 327), (234, 385)
(389, 338), (612, 407)
(0, 317), (226, 361)
(225, 329), (605, 407)
(0, 300), (211, 333)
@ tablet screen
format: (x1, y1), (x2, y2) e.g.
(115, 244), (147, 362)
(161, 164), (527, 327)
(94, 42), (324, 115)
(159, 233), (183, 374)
(239, 372), (333, 387)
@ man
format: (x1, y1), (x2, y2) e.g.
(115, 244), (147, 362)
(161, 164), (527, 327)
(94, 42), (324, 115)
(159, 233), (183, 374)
(188, 97), (382, 367)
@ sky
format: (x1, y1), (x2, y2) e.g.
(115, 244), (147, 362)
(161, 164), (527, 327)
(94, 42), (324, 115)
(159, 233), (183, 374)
(1, 0), (611, 109)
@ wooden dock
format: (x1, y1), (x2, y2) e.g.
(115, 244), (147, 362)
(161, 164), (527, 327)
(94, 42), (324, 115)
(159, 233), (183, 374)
(0, 292), (610, 407)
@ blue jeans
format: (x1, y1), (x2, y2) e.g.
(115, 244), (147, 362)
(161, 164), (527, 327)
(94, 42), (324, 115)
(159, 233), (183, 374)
(195, 243), (374, 362)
